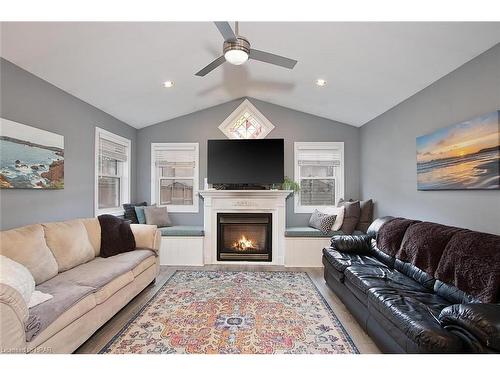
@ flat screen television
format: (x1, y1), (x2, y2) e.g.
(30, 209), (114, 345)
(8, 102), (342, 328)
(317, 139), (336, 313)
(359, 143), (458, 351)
(207, 139), (284, 185)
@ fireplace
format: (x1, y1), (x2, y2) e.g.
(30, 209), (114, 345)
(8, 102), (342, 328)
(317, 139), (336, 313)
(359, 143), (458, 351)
(217, 213), (272, 262)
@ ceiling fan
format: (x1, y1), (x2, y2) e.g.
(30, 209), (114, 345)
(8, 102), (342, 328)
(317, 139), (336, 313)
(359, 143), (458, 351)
(195, 21), (298, 77)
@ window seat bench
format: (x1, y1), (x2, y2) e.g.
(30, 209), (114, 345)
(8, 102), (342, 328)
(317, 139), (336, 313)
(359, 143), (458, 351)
(159, 225), (204, 237)
(285, 227), (364, 237)
(284, 227), (364, 267)
(159, 225), (204, 266)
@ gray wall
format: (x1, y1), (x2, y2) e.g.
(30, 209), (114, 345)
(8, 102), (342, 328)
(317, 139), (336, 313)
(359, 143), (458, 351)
(360, 44), (500, 234)
(137, 97), (361, 227)
(0, 58), (137, 230)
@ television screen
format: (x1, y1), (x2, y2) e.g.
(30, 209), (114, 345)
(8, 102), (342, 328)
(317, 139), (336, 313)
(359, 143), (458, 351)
(207, 139), (284, 185)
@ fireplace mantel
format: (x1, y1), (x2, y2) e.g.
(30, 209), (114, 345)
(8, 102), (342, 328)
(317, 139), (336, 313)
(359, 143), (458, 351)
(199, 189), (293, 265)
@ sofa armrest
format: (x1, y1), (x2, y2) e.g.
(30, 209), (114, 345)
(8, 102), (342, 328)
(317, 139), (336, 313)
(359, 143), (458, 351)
(439, 303), (500, 351)
(0, 283), (28, 353)
(330, 234), (371, 254)
(130, 224), (161, 255)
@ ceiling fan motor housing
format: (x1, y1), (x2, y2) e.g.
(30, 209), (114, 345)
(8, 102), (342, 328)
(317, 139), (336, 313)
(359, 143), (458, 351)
(223, 36), (251, 55)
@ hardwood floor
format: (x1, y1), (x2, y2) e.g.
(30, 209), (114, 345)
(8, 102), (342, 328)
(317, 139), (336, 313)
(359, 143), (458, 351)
(75, 265), (380, 354)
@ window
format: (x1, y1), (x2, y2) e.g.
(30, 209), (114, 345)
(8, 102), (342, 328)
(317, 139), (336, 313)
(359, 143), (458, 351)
(294, 142), (344, 213)
(95, 127), (131, 216)
(219, 99), (275, 139)
(151, 143), (199, 213)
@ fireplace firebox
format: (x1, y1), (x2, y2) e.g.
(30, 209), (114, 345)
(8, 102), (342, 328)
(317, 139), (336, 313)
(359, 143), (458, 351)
(217, 213), (272, 262)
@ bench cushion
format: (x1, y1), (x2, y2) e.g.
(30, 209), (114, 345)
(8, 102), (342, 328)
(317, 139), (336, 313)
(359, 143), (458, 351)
(160, 225), (204, 237)
(285, 226), (364, 237)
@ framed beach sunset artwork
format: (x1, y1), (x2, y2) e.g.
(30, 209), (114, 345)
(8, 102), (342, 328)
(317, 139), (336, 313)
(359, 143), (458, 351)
(416, 111), (499, 190)
(0, 118), (64, 189)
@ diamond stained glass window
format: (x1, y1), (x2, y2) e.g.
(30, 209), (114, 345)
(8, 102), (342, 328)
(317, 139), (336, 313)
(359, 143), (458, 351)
(229, 112), (264, 139)
(219, 99), (275, 140)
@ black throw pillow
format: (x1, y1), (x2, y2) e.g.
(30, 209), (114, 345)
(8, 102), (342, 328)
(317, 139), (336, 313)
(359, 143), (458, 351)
(98, 214), (136, 258)
(122, 202), (147, 224)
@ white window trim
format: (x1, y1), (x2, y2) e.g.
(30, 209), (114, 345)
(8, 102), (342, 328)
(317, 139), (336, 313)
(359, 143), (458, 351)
(94, 127), (131, 217)
(218, 98), (275, 139)
(150, 142), (199, 213)
(294, 141), (345, 214)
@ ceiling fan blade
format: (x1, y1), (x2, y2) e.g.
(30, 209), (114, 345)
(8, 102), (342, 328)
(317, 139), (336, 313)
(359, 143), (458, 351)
(214, 21), (237, 41)
(249, 49), (297, 69)
(195, 55), (226, 77)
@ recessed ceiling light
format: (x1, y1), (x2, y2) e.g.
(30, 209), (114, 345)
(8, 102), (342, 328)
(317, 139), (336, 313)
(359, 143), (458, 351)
(315, 79), (327, 87)
(163, 81), (174, 88)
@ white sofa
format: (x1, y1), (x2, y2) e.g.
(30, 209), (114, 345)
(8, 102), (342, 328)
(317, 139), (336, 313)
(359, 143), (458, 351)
(0, 218), (161, 354)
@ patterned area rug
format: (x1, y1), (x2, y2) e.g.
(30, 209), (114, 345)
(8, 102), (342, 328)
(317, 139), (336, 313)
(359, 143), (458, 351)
(100, 271), (358, 354)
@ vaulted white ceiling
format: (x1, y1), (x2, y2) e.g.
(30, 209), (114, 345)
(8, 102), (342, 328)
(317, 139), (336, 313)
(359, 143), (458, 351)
(1, 22), (499, 128)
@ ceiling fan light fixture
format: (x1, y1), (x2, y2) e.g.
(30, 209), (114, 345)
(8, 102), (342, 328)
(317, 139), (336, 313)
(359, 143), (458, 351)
(223, 37), (250, 65)
(224, 49), (249, 65)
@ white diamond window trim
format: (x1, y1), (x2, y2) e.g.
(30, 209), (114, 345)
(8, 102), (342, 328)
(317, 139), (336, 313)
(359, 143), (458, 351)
(219, 99), (275, 140)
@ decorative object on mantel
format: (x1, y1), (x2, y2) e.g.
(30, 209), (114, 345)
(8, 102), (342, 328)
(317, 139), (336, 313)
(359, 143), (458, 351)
(0, 118), (64, 189)
(280, 176), (300, 192)
(416, 110), (499, 190)
(100, 271), (358, 354)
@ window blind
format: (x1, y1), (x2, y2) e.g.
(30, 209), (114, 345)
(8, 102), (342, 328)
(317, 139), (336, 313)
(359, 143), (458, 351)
(154, 146), (196, 168)
(99, 137), (128, 162)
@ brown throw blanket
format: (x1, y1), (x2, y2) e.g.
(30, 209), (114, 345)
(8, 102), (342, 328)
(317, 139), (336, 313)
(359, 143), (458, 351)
(435, 230), (500, 303)
(376, 217), (420, 257)
(98, 214), (136, 258)
(397, 222), (466, 276)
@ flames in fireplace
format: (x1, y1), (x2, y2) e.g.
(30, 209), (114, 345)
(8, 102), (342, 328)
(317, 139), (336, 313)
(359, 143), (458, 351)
(232, 235), (257, 251)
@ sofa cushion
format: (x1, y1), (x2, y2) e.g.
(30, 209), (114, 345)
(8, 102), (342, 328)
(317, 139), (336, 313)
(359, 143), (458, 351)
(93, 271), (134, 305)
(285, 227), (364, 238)
(81, 218), (101, 257)
(394, 259), (436, 290)
(0, 224), (58, 285)
(123, 202), (147, 224)
(160, 225), (205, 237)
(433, 280), (480, 304)
(132, 255), (156, 277)
(309, 209), (337, 234)
(322, 248), (387, 281)
(98, 215), (136, 258)
(345, 264), (428, 298)
(144, 206), (171, 227)
(338, 200), (361, 235)
(28, 250), (155, 340)
(367, 287), (462, 353)
(355, 199), (374, 233)
(42, 220), (95, 272)
(27, 279), (95, 342)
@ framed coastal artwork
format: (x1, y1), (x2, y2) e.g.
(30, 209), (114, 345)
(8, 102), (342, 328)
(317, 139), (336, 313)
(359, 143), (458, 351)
(416, 111), (499, 190)
(0, 118), (64, 189)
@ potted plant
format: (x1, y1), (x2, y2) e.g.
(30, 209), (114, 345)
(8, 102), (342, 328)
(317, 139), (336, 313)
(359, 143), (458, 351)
(280, 176), (300, 192)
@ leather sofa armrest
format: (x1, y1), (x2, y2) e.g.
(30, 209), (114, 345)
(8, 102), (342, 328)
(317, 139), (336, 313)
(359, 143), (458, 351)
(0, 283), (28, 353)
(130, 224), (161, 255)
(439, 303), (500, 351)
(330, 234), (371, 254)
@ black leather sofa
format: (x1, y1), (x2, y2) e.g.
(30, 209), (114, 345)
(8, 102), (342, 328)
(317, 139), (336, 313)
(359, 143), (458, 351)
(322, 216), (500, 353)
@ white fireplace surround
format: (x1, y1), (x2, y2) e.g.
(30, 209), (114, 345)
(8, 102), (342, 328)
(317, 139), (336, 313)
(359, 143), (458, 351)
(199, 190), (293, 265)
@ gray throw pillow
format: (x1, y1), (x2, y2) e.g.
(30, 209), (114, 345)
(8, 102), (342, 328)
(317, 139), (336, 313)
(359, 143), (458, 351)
(309, 209), (337, 234)
(356, 199), (374, 233)
(143, 206), (171, 227)
(338, 200), (361, 235)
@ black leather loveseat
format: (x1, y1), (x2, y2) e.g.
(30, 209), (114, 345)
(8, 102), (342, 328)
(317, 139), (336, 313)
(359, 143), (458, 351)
(322, 216), (500, 353)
